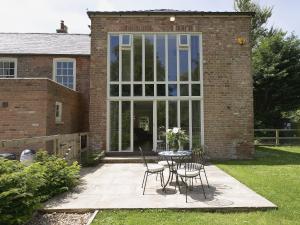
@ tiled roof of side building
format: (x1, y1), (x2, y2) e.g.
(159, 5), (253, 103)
(87, 9), (255, 17)
(0, 33), (90, 55)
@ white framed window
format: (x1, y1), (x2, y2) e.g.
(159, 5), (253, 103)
(53, 58), (76, 90)
(178, 34), (189, 47)
(121, 34), (132, 47)
(0, 58), (17, 78)
(55, 102), (63, 123)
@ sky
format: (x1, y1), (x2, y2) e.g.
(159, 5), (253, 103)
(0, 0), (299, 36)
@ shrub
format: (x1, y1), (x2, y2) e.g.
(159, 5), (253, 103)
(35, 151), (80, 201)
(81, 151), (104, 167)
(0, 151), (80, 225)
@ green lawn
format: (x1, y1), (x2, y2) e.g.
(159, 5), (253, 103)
(91, 146), (300, 225)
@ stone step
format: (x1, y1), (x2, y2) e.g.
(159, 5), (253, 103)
(101, 156), (158, 163)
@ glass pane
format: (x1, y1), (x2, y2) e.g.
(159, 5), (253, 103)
(9, 62), (15, 68)
(179, 49), (188, 81)
(122, 84), (131, 96)
(133, 35), (142, 81)
(110, 35), (119, 81)
(57, 62), (62, 68)
(134, 84), (142, 96)
(180, 101), (189, 150)
(180, 35), (188, 45)
(192, 101), (201, 148)
(110, 102), (119, 151)
(9, 69), (14, 75)
(157, 84), (165, 96)
(63, 62), (68, 69)
(156, 35), (165, 81)
(122, 101), (131, 151)
(122, 50), (131, 81)
(168, 84), (177, 96)
(122, 35), (130, 45)
(110, 85), (119, 96)
(145, 84), (154, 96)
(145, 35), (154, 81)
(180, 84), (189, 96)
(192, 84), (201, 96)
(157, 101), (166, 145)
(0, 62), (3, 68)
(168, 35), (177, 81)
(68, 62), (73, 69)
(169, 101), (177, 129)
(191, 35), (200, 81)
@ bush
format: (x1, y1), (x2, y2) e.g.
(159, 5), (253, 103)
(81, 151), (104, 167)
(0, 151), (80, 225)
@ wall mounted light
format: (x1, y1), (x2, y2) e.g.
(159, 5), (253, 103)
(170, 16), (176, 22)
(237, 37), (246, 45)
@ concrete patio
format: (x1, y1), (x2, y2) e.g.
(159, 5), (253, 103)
(44, 163), (277, 211)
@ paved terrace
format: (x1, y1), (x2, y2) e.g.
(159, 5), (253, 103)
(44, 163), (276, 211)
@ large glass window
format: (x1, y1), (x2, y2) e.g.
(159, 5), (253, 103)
(108, 33), (202, 152)
(54, 59), (75, 90)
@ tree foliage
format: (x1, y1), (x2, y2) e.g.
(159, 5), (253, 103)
(253, 30), (300, 127)
(235, 0), (300, 128)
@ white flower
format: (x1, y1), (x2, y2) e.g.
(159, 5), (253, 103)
(172, 127), (179, 134)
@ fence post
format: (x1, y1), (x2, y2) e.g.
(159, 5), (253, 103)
(275, 129), (279, 145)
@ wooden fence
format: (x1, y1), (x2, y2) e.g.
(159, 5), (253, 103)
(254, 129), (300, 145)
(0, 132), (88, 163)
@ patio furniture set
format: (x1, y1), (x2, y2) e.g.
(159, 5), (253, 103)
(139, 146), (210, 202)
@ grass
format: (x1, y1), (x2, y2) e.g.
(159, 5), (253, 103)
(91, 146), (300, 225)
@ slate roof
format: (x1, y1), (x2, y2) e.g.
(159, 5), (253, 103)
(88, 9), (255, 17)
(0, 33), (90, 55)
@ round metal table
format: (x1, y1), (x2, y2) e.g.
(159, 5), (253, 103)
(158, 150), (192, 190)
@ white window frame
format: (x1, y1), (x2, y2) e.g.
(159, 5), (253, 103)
(178, 34), (190, 47)
(0, 58), (17, 78)
(55, 102), (63, 124)
(107, 32), (204, 152)
(53, 58), (76, 90)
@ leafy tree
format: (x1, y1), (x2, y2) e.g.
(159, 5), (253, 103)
(253, 30), (300, 128)
(234, 0), (272, 47)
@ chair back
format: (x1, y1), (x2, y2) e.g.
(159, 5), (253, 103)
(156, 141), (166, 153)
(139, 147), (149, 170)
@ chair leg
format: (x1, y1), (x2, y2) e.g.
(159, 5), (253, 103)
(199, 174), (206, 199)
(203, 168), (210, 188)
(141, 171), (146, 188)
(185, 177), (188, 203)
(161, 171), (165, 187)
(143, 172), (148, 195)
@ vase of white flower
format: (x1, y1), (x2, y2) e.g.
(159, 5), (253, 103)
(166, 127), (189, 152)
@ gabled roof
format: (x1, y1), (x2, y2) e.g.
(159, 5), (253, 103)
(87, 9), (255, 17)
(0, 33), (90, 55)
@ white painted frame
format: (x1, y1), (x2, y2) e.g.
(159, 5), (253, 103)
(0, 57), (18, 78)
(53, 58), (76, 90)
(107, 32), (204, 152)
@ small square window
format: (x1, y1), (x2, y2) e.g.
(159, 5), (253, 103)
(134, 84), (142, 96)
(110, 85), (119, 96)
(122, 35), (131, 46)
(168, 84), (177, 96)
(192, 84), (201, 96)
(157, 84), (166, 96)
(180, 84), (189, 96)
(179, 35), (189, 46)
(55, 102), (62, 123)
(122, 84), (131, 96)
(0, 59), (16, 78)
(145, 84), (154, 96)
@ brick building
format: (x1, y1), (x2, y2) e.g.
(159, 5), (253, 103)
(0, 10), (254, 159)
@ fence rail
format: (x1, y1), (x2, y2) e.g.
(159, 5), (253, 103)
(0, 132), (88, 162)
(254, 129), (300, 145)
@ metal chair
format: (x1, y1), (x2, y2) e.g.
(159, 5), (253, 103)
(139, 147), (165, 195)
(192, 146), (210, 188)
(176, 150), (207, 202)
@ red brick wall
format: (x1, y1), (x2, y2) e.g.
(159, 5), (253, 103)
(89, 15), (254, 159)
(0, 54), (90, 131)
(0, 79), (81, 155)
